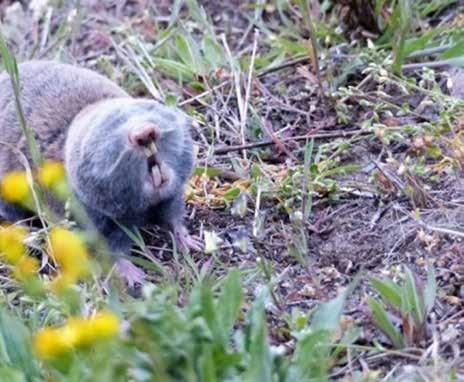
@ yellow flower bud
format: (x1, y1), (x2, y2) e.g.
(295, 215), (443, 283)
(0, 171), (31, 204)
(88, 311), (120, 340)
(33, 327), (73, 360)
(38, 161), (65, 188)
(0, 225), (27, 264)
(49, 228), (91, 286)
(33, 310), (120, 359)
(13, 255), (39, 281)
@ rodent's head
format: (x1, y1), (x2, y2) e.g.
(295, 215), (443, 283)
(65, 98), (195, 220)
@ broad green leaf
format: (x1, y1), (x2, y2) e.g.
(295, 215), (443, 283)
(223, 187), (241, 202)
(199, 283), (221, 345)
(368, 298), (405, 349)
(427, 145), (442, 159)
(0, 366), (26, 382)
(274, 37), (308, 57)
(202, 36), (225, 71)
(404, 267), (425, 327)
(185, 0), (215, 36)
(292, 330), (332, 381)
(371, 278), (402, 309)
(312, 274), (360, 331)
(175, 33), (204, 76)
(0, 310), (40, 379)
(153, 57), (195, 80)
(194, 166), (222, 178)
(243, 287), (272, 382)
(217, 269), (243, 338)
(403, 30), (438, 58)
(392, 0), (413, 74)
(198, 345), (216, 382)
(312, 293), (346, 332)
(442, 40), (464, 59)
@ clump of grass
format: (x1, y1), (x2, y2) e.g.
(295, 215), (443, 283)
(0, 258), (361, 381)
(368, 263), (436, 349)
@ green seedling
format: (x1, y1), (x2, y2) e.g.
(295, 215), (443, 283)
(368, 263), (436, 348)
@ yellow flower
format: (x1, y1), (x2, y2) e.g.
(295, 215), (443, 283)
(13, 255), (39, 281)
(0, 171), (31, 204)
(49, 227), (91, 284)
(65, 312), (120, 347)
(87, 311), (120, 341)
(0, 225), (27, 264)
(65, 317), (93, 347)
(37, 161), (65, 188)
(33, 327), (73, 360)
(33, 311), (120, 359)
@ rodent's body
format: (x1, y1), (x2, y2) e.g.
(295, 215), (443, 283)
(0, 61), (128, 171)
(0, 61), (198, 282)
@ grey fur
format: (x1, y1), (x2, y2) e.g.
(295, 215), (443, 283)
(0, 61), (194, 254)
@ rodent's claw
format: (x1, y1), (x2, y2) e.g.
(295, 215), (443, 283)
(173, 224), (203, 253)
(182, 235), (204, 252)
(116, 258), (145, 288)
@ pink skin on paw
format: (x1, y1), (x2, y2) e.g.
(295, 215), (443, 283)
(173, 224), (203, 253)
(116, 258), (145, 288)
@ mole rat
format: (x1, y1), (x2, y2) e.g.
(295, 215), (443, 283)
(0, 60), (201, 285)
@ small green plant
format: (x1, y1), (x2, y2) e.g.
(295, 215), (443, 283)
(368, 263), (436, 349)
(0, 266), (361, 381)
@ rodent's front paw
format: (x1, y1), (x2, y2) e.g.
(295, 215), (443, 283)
(173, 224), (203, 253)
(116, 258), (145, 287)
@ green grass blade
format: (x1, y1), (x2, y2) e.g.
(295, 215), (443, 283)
(312, 274), (360, 331)
(243, 287), (272, 382)
(371, 277), (402, 309)
(217, 269), (243, 338)
(368, 298), (405, 349)
(292, 330), (332, 381)
(404, 267), (425, 327)
(0, 310), (41, 379)
(392, 0), (413, 74)
(0, 30), (43, 167)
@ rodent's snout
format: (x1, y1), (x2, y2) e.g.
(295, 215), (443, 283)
(128, 122), (173, 192)
(128, 123), (160, 148)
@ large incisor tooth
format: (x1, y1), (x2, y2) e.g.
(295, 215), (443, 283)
(160, 161), (170, 182)
(152, 165), (162, 187)
(143, 142), (158, 157)
(143, 147), (152, 157)
(149, 141), (158, 155)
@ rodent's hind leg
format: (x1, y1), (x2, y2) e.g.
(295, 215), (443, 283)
(0, 198), (33, 223)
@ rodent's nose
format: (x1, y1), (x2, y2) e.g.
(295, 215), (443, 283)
(129, 123), (160, 147)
